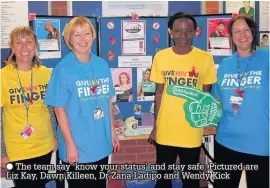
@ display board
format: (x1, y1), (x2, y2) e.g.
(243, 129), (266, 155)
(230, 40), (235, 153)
(170, 14), (234, 68)
(30, 16), (98, 69)
(99, 17), (169, 139)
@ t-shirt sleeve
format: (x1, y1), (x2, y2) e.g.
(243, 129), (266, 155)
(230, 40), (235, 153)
(44, 66), (70, 107)
(150, 54), (164, 84)
(203, 55), (217, 85)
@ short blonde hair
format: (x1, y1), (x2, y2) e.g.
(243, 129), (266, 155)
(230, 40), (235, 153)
(64, 16), (96, 50)
(6, 26), (41, 67)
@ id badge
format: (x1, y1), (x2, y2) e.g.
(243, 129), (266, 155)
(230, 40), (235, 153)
(20, 125), (35, 139)
(94, 108), (104, 120)
(229, 96), (243, 105)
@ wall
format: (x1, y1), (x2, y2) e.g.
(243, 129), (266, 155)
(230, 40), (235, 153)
(51, 1), (67, 16)
(112, 140), (156, 165)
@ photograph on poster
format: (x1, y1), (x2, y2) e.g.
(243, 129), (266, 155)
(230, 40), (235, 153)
(35, 19), (61, 59)
(207, 18), (232, 56)
(134, 104), (142, 117)
(260, 33), (269, 48)
(111, 68), (133, 102)
(137, 68), (156, 101)
(225, 1), (255, 20)
(122, 20), (146, 55)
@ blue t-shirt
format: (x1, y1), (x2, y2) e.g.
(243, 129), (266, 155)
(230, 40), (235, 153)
(44, 52), (115, 163)
(213, 48), (269, 156)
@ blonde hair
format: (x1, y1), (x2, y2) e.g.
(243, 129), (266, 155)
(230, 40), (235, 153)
(64, 16), (96, 50)
(44, 22), (54, 31)
(6, 26), (41, 67)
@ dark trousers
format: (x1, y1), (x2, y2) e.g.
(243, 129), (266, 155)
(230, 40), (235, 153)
(11, 151), (52, 188)
(155, 143), (201, 188)
(62, 156), (108, 188)
(214, 140), (269, 188)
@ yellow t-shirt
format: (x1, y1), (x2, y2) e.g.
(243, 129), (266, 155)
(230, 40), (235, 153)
(1, 64), (54, 162)
(150, 47), (217, 148)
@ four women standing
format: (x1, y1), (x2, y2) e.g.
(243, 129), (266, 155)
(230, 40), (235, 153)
(1, 13), (268, 188)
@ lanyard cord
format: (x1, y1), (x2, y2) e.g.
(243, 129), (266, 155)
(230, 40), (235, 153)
(73, 53), (99, 108)
(16, 68), (33, 125)
(236, 52), (253, 92)
(233, 52), (253, 115)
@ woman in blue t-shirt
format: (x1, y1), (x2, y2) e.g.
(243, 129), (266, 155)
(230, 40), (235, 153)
(213, 15), (269, 188)
(44, 17), (120, 188)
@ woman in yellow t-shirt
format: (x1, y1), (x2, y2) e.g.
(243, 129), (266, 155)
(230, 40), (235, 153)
(1, 26), (57, 188)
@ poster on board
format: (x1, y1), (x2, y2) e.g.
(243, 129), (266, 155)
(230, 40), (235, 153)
(122, 20), (146, 55)
(225, 1), (255, 20)
(207, 18), (232, 56)
(137, 68), (156, 101)
(111, 68), (133, 102)
(35, 19), (61, 59)
(259, 1), (269, 31)
(259, 33), (269, 48)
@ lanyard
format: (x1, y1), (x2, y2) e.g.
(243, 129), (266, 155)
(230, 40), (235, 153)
(236, 53), (253, 92)
(73, 53), (99, 108)
(16, 68), (33, 125)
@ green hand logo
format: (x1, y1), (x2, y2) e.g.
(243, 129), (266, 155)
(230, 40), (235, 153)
(167, 85), (222, 128)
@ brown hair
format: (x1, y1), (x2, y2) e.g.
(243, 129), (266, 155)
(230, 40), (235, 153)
(119, 72), (130, 85)
(6, 26), (41, 68)
(228, 14), (257, 53)
(143, 68), (151, 82)
(64, 16), (96, 50)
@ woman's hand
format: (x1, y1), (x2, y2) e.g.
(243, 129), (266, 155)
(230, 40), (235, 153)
(66, 142), (78, 165)
(1, 157), (8, 178)
(1, 157), (8, 169)
(112, 130), (120, 153)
